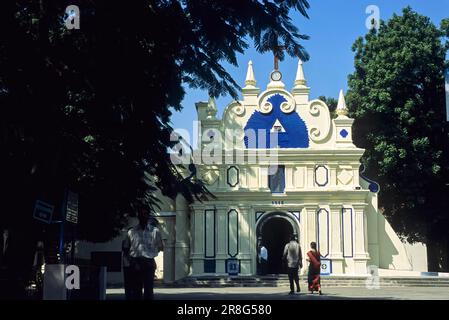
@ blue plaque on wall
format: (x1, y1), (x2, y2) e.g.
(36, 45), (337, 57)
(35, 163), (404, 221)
(226, 259), (240, 276)
(320, 259), (331, 275)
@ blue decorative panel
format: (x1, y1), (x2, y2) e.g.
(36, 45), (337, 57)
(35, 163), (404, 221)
(227, 210), (239, 258)
(204, 260), (216, 273)
(320, 259), (332, 275)
(368, 181), (379, 193)
(340, 129), (348, 138)
(359, 164), (380, 193)
(225, 259), (240, 275)
(244, 94), (309, 148)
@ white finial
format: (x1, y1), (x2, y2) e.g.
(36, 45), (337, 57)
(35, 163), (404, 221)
(206, 96), (217, 119)
(245, 60), (257, 87)
(294, 59), (306, 87)
(336, 89), (349, 116)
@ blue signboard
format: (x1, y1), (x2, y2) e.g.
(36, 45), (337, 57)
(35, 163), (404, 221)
(320, 259), (331, 275)
(226, 259), (240, 276)
(33, 200), (54, 224)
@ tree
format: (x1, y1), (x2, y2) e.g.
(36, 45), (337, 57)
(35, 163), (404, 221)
(0, 0), (311, 294)
(347, 7), (449, 271)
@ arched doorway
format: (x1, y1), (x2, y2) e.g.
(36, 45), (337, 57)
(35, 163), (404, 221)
(256, 212), (299, 275)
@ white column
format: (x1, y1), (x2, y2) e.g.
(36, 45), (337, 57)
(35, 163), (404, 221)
(190, 206), (204, 275)
(330, 164), (337, 188)
(329, 205), (344, 274)
(240, 166), (248, 189)
(247, 166), (258, 190)
(259, 166), (269, 190)
(304, 205), (317, 261)
(306, 205), (318, 244)
(307, 165), (314, 188)
(218, 166), (227, 191)
(249, 206), (257, 275)
(352, 164), (360, 186)
(285, 165), (294, 190)
(216, 205), (228, 274)
(175, 195), (190, 280)
(353, 204), (370, 274)
(162, 216), (176, 283)
(239, 206), (252, 275)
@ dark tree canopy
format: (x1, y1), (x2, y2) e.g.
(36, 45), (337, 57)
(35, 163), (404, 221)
(347, 7), (449, 270)
(0, 0), (310, 246)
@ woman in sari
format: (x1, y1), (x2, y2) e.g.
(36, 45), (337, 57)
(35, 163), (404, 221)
(306, 242), (322, 295)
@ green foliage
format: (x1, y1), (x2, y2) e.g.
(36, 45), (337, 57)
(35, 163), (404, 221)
(347, 7), (449, 245)
(0, 0), (310, 245)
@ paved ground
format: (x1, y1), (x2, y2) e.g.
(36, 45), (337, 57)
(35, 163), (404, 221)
(106, 286), (449, 300)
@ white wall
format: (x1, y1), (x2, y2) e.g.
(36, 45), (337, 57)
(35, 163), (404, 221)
(404, 242), (428, 272)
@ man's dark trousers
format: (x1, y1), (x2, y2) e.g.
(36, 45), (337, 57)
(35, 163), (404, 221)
(123, 266), (134, 300)
(261, 259), (268, 275)
(130, 257), (156, 300)
(288, 267), (300, 292)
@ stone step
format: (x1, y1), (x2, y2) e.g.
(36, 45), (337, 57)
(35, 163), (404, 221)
(155, 276), (449, 288)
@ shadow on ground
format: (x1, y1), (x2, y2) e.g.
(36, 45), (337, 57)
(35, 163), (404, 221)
(107, 291), (397, 301)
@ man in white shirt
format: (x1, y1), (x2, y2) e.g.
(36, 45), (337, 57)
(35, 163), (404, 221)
(283, 234), (302, 294)
(259, 244), (268, 275)
(123, 208), (163, 300)
(122, 227), (133, 300)
(0, 229), (9, 268)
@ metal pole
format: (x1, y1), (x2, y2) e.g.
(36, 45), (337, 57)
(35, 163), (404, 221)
(59, 189), (67, 264)
(59, 220), (65, 264)
(71, 225), (75, 264)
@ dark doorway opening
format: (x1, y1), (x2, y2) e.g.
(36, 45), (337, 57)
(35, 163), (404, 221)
(260, 218), (293, 275)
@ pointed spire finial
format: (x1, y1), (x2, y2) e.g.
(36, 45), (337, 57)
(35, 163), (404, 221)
(336, 89), (349, 116)
(245, 60), (257, 87)
(294, 59), (307, 87)
(206, 96), (217, 119)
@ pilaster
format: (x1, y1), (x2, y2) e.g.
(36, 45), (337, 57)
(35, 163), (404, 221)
(329, 204), (344, 274)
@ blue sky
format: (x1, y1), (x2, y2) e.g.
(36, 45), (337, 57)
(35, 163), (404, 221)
(170, 0), (449, 140)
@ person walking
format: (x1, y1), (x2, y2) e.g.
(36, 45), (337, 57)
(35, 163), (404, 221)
(306, 242), (322, 295)
(122, 227), (134, 300)
(283, 234), (302, 294)
(0, 229), (9, 269)
(123, 207), (164, 300)
(258, 244), (268, 275)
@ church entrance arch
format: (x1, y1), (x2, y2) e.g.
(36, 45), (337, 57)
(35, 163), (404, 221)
(256, 212), (299, 275)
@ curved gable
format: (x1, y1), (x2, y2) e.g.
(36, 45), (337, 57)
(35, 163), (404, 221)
(244, 93), (309, 148)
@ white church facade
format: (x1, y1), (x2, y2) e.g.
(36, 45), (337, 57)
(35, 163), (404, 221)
(78, 60), (427, 284)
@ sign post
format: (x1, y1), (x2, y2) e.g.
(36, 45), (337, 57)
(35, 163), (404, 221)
(65, 191), (79, 224)
(64, 190), (79, 265)
(33, 200), (54, 224)
(320, 259), (331, 275)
